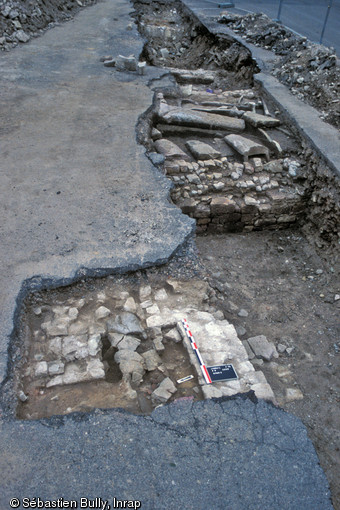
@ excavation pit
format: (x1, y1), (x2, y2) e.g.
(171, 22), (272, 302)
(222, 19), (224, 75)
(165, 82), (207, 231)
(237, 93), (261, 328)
(15, 272), (278, 420)
(16, 279), (206, 420)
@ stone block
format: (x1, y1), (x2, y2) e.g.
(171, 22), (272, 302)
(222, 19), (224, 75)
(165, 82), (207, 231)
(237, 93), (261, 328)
(107, 312), (144, 336)
(123, 297), (137, 313)
(142, 350), (163, 371)
(35, 361), (48, 377)
(247, 335), (279, 361)
(264, 160), (283, 174)
(95, 306), (111, 320)
(210, 197), (237, 215)
(41, 319), (69, 337)
(160, 108), (245, 132)
(164, 327), (182, 343)
(251, 382), (276, 401)
(62, 335), (88, 361)
(154, 288), (168, 301)
(194, 203), (210, 218)
(154, 139), (190, 161)
(151, 377), (177, 404)
(48, 337), (62, 357)
(48, 361), (65, 376)
(185, 140), (221, 160)
(243, 112), (280, 128)
(153, 337), (165, 352)
(117, 335), (141, 351)
(224, 134), (269, 162)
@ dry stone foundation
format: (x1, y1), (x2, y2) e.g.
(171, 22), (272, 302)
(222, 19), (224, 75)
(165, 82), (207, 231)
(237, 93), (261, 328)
(16, 277), (280, 419)
(146, 79), (307, 234)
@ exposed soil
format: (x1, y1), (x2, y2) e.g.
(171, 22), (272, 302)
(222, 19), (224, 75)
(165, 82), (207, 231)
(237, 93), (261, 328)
(219, 11), (340, 129)
(197, 230), (340, 509)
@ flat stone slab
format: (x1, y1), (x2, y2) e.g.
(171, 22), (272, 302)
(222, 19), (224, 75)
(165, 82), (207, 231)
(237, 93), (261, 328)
(160, 108), (246, 131)
(154, 139), (191, 161)
(224, 134), (270, 161)
(171, 68), (216, 84)
(185, 140), (221, 160)
(247, 335), (279, 361)
(176, 311), (275, 402)
(242, 111), (281, 128)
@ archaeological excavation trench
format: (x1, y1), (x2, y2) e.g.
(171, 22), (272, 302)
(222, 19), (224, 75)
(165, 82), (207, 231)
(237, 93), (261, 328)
(9, 0), (339, 462)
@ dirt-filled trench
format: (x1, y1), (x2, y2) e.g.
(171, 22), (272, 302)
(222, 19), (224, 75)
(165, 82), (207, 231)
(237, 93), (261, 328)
(2, 0), (339, 507)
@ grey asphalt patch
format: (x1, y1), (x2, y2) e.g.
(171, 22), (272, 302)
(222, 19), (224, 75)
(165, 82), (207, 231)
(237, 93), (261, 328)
(0, 397), (333, 509)
(0, 0), (194, 384)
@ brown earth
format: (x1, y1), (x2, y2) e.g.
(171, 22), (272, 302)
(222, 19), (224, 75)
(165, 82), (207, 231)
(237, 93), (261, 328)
(197, 229), (340, 509)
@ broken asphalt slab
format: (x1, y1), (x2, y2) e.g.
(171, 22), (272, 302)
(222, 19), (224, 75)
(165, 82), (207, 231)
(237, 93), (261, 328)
(0, 397), (333, 509)
(0, 0), (194, 384)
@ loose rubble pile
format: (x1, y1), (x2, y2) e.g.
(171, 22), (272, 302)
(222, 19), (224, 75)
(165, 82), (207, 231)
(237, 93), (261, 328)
(147, 74), (306, 233)
(17, 277), (280, 418)
(0, 0), (97, 51)
(219, 12), (340, 129)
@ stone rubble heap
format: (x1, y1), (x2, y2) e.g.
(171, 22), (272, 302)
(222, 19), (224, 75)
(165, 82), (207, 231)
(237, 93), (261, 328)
(21, 279), (277, 410)
(150, 77), (306, 234)
(218, 11), (340, 128)
(0, 0), (96, 51)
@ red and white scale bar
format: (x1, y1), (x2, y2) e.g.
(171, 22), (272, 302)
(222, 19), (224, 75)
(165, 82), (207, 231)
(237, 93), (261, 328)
(182, 318), (212, 384)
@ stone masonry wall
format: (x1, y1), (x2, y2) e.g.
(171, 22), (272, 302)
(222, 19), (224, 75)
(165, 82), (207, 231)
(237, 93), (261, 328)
(149, 78), (307, 234)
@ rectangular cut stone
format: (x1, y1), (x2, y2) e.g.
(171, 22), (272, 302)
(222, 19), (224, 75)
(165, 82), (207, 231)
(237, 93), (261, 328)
(243, 112), (281, 128)
(154, 139), (190, 161)
(161, 109), (245, 132)
(185, 140), (221, 160)
(171, 68), (215, 84)
(211, 197), (237, 215)
(180, 198), (197, 214)
(224, 134), (270, 162)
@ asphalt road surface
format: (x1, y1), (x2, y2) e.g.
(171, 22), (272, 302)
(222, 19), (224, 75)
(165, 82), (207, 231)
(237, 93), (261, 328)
(201, 0), (340, 53)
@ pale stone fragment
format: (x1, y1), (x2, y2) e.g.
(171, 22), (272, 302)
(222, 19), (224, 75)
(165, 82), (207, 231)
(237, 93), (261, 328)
(247, 335), (279, 361)
(224, 134), (269, 162)
(185, 140), (221, 160)
(35, 361), (48, 377)
(285, 388), (304, 401)
(164, 328), (182, 343)
(88, 334), (102, 356)
(154, 288), (168, 301)
(243, 112), (280, 128)
(48, 361), (65, 376)
(154, 139), (190, 161)
(146, 304), (160, 315)
(123, 297), (137, 313)
(95, 306), (111, 320)
(161, 108), (245, 132)
(139, 285), (152, 300)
